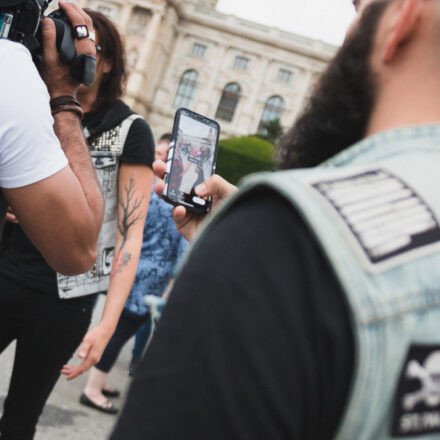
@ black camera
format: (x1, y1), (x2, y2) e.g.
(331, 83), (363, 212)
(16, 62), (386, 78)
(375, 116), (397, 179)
(0, 0), (96, 86)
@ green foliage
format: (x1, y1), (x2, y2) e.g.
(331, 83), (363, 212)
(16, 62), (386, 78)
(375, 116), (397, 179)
(216, 136), (275, 185)
(256, 118), (284, 144)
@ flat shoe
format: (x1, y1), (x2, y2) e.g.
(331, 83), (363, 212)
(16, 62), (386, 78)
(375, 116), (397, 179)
(102, 387), (120, 398)
(79, 393), (118, 414)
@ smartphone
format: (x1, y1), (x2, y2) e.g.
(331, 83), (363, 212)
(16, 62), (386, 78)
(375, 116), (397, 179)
(162, 108), (220, 215)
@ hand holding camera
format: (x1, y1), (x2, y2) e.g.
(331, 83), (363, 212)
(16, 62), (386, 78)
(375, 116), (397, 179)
(42, 1), (96, 99)
(0, 0), (97, 98)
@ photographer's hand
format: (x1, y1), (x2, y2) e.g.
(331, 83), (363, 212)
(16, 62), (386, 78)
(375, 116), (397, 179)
(42, 1), (96, 97)
(153, 160), (237, 241)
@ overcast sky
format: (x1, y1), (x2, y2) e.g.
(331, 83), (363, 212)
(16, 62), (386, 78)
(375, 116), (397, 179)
(216, 0), (356, 46)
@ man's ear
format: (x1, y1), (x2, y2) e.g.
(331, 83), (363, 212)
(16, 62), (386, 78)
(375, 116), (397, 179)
(384, 0), (421, 63)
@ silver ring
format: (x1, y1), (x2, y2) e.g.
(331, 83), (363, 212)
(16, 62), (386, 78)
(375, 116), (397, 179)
(74, 25), (89, 39)
(89, 30), (96, 43)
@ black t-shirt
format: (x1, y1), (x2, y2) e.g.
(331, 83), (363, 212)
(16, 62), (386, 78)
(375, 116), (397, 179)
(0, 100), (155, 298)
(111, 190), (355, 440)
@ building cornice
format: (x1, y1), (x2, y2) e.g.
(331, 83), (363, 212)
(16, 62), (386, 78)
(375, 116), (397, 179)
(167, 1), (337, 62)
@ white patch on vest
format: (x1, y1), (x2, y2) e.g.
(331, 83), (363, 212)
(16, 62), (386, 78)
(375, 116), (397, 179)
(392, 345), (440, 437)
(311, 169), (440, 271)
(403, 351), (440, 411)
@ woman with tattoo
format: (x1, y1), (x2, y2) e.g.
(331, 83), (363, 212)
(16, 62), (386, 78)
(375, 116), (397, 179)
(0, 9), (154, 428)
(80, 134), (188, 414)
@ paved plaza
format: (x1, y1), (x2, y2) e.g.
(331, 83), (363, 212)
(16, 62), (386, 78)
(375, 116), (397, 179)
(0, 296), (133, 440)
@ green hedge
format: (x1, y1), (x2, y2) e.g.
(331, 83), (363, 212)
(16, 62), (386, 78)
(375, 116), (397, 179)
(216, 136), (275, 185)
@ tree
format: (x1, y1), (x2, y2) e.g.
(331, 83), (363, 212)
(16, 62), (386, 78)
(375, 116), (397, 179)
(259, 118), (284, 144)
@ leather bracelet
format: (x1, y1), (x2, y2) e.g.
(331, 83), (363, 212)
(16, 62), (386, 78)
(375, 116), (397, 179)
(50, 95), (81, 110)
(51, 104), (84, 120)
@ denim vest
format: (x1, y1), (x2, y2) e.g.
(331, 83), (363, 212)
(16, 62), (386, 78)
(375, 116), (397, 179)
(57, 114), (142, 299)
(182, 125), (440, 439)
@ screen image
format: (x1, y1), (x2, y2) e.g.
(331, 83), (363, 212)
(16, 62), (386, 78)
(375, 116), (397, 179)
(167, 113), (218, 202)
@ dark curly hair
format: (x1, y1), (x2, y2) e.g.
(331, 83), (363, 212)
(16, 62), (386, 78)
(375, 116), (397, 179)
(276, 0), (390, 169)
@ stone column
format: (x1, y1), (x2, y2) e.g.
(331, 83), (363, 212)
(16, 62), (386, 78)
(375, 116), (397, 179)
(127, 9), (163, 98)
(119, 2), (134, 35)
(240, 57), (270, 133)
(196, 44), (227, 117)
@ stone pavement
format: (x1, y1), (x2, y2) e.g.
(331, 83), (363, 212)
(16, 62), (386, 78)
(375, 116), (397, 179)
(0, 296), (133, 440)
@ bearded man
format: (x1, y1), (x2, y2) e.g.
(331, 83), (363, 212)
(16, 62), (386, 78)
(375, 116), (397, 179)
(112, 0), (440, 439)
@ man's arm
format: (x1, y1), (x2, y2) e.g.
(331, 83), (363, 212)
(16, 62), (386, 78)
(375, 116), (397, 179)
(52, 110), (103, 240)
(2, 2), (103, 275)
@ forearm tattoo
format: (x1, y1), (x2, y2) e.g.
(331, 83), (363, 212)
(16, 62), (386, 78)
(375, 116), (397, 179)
(111, 176), (145, 277)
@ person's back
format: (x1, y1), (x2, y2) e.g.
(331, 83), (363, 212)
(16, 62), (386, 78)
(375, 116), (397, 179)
(224, 125), (440, 439)
(111, 0), (440, 439)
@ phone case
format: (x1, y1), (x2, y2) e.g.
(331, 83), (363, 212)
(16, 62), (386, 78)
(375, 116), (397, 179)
(162, 108), (220, 215)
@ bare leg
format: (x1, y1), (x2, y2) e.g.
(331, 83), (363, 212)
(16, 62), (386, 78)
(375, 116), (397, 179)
(83, 367), (113, 408)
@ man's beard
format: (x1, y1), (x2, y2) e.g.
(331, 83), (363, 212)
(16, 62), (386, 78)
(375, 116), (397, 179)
(276, 0), (390, 169)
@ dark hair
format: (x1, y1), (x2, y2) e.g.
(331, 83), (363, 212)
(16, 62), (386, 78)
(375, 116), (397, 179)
(276, 0), (390, 169)
(159, 133), (172, 143)
(84, 8), (127, 111)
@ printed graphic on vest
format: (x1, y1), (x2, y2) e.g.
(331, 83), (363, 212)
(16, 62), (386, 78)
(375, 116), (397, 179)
(312, 169), (440, 267)
(391, 345), (440, 437)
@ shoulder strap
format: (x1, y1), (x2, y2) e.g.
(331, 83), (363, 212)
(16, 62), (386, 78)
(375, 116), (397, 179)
(120, 114), (143, 153)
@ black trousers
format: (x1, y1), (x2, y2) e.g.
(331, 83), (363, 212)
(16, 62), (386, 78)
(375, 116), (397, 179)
(0, 274), (93, 440)
(95, 310), (151, 373)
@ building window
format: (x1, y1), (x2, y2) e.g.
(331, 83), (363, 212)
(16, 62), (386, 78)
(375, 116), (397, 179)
(277, 68), (294, 83)
(174, 70), (199, 109)
(192, 43), (207, 58)
(130, 8), (151, 36)
(216, 83), (241, 122)
(258, 96), (284, 132)
(234, 56), (250, 71)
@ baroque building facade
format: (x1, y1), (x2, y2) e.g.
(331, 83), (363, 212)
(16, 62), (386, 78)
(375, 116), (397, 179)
(76, 0), (337, 139)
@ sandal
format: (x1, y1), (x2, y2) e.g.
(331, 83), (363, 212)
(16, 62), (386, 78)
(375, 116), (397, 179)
(102, 387), (120, 398)
(79, 393), (118, 414)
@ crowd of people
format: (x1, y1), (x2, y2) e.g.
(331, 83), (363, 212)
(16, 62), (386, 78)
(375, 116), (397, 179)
(1, 0), (440, 439)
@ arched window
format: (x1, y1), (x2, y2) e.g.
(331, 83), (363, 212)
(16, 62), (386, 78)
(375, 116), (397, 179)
(174, 70), (199, 109)
(258, 96), (284, 132)
(216, 83), (241, 122)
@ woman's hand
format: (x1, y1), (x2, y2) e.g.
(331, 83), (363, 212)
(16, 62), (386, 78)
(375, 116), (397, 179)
(153, 160), (237, 241)
(61, 323), (114, 380)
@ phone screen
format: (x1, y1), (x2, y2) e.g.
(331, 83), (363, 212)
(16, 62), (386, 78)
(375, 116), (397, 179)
(163, 108), (220, 215)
